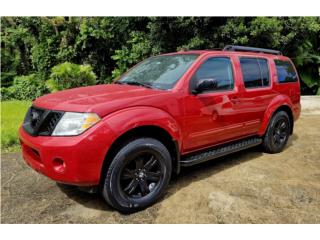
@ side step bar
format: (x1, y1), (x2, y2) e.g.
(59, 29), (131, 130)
(180, 137), (262, 167)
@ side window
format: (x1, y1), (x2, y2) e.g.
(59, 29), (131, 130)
(191, 57), (234, 92)
(274, 60), (298, 83)
(239, 57), (270, 88)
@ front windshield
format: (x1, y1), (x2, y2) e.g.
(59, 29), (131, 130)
(117, 54), (199, 90)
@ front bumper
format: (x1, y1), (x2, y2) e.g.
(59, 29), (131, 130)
(19, 122), (115, 186)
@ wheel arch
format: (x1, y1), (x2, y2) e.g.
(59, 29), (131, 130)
(99, 125), (180, 187)
(259, 96), (294, 136)
(98, 106), (183, 187)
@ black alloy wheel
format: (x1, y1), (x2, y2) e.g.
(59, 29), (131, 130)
(119, 152), (162, 198)
(272, 118), (289, 147)
(262, 111), (291, 153)
(102, 138), (172, 213)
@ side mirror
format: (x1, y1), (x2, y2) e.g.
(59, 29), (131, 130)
(192, 78), (218, 94)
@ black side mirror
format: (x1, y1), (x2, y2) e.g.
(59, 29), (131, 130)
(192, 78), (218, 94)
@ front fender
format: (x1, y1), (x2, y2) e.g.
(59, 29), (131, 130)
(101, 106), (182, 148)
(258, 95), (294, 136)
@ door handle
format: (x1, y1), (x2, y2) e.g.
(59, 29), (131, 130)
(231, 97), (240, 104)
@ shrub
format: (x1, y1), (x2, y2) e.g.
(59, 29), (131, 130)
(46, 62), (97, 92)
(1, 74), (47, 101)
(1, 87), (16, 101)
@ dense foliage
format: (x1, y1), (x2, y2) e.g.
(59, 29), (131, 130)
(1, 17), (320, 100)
(2, 74), (47, 100)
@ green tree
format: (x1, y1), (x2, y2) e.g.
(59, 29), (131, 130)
(1, 17), (320, 98)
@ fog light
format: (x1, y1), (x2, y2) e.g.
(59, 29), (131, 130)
(52, 158), (66, 173)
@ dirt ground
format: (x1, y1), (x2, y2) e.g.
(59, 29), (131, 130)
(1, 97), (320, 223)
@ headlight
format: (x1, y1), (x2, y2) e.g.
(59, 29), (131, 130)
(52, 112), (101, 136)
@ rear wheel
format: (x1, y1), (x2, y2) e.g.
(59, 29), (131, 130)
(102, 138), (172, 213)
(262, 111), (291, 153)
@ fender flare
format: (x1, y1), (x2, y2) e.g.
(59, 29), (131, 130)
(258, 95), (294, 136)
(98, 106), (182, 177)
(102, 106), (182, 143)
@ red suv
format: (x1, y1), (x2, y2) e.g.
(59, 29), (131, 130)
(19, 45), (301, 212)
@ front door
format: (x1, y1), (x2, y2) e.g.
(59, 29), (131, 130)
(182, 56), (244, 153)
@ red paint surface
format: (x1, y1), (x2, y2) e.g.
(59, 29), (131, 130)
(19, 50), (301, 185)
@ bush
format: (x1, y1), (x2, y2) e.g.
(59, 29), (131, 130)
(1, 87), (16, 101)
(46, 62), (97, 92)
(1, 74), (47, 101)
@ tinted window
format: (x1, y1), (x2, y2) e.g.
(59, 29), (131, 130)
(192, 57), (234, 92)
(239, 58), (270, 88)
(274, 60), (298, 83)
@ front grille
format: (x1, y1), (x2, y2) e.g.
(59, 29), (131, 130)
(38, 111), (63, 135)
(30, 107), (44, 128)
(23, 106), (64, 136)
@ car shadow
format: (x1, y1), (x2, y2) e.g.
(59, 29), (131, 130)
(57, 183), (115, 212)
(57, 134), (299, 213)
(285, 133), (298, 149)
(169, 146), (263, 191)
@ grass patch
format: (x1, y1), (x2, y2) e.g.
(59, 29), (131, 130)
(1, 100), (31, 151)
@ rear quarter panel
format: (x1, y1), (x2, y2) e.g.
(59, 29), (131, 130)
(258, 56), (301, 135)
(271, 56), (301, 120)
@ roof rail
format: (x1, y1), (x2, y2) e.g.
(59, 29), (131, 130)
(223, 45), (282, 55)
(179, 48), (222, 52)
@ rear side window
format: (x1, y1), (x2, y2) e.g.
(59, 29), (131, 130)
(274, 60), (298, 83)
(239, 58), (270, 88)
(192, 57), (234, 92)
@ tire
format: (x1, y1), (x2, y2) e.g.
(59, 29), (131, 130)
(262, 111), (291, 154)
(102, 138), (172, 213)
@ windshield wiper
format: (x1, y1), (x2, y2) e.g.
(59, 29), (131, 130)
(116, 81), (153, 89)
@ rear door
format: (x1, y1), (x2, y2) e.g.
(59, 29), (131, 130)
(236, 56), (277, 134)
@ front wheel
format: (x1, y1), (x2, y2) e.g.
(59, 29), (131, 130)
(262, 111), (291, 153)
(102, 138), (172, 213)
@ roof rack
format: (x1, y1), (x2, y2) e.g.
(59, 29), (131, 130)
(180, 48), (222, 52)
(223, 45), (282, 55)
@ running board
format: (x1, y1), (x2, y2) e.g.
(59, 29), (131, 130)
(180, 137), (262, 167)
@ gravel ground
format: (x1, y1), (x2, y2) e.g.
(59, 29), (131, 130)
(1, 97), (320, 223)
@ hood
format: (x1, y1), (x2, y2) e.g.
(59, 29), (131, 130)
(33, 84), (170, 117)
